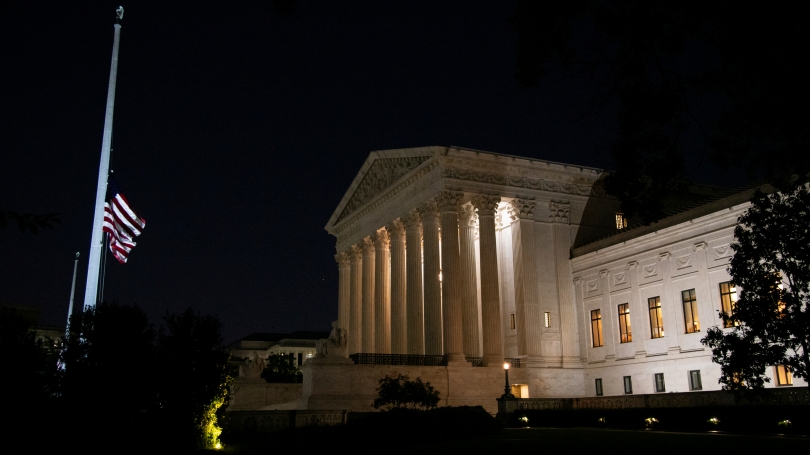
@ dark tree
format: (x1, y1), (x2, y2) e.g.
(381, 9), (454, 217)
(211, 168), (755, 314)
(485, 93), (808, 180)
(513, 1), (810, 223)
(373, 374), (440, 411)
(0, 208), (60, 233)
(155, 308), (234, 450)
(702, 186), (810, 389)
(261, 353), (302, 383)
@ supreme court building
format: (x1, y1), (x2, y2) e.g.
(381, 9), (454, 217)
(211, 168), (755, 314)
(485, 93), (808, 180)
(302, 146), (804, 411)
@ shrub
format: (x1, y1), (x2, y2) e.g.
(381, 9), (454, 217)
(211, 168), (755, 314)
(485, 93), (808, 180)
(372, 374), (439, 410)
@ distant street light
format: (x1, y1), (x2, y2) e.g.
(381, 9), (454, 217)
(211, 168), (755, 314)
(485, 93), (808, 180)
(502, 362), (515, 399)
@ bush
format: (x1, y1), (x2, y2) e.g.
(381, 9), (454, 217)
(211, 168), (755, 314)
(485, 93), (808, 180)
(372, 374), (439, 410)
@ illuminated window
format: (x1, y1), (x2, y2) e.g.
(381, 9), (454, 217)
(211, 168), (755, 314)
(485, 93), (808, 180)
(689, 370), (702, 391)
(654, 373), (666, 392)
(510, 313), (516, 330)
(623, 376), (633, 394)
(775, 365), (793, 386)
(719, 282), (738, 328)
(681, 289), (700, 333)
(591, 310), (604, 347)
(618, 303), (632, 343)
(615, 213), (628, 230)
(595, 378), (603, 396)
(544, 312), (551, 328)
(648, 297), (665, 338)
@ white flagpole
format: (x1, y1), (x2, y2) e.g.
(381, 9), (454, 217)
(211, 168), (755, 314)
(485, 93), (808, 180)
(84, 7), (124, 310)
(66, 252), (80, 336)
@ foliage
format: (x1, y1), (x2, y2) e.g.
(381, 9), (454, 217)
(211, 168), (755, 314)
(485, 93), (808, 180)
(261, 353), (302, 383)
(0, 208), (60, 233)
(58, 303), (233, 451)
(155, 308), (235, 450)
(512, 1), (810, 224)
(702, 186), (810, 389)
(372, 374), (440, 410)
(0, 308), (56, 419)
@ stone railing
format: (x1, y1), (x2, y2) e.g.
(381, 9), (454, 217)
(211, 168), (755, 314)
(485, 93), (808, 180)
(466, 356), (483, 367)
(505, 357), (522, 368)
(498, 387), (810, 416)
(224, 410), (348, 433)
(350, 353), (447, 366)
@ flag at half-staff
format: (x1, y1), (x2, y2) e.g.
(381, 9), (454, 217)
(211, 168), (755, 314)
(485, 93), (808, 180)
(103, 180), (145, 263)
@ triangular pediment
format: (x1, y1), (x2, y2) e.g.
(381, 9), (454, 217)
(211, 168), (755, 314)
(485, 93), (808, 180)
(327, 147), (441, 230)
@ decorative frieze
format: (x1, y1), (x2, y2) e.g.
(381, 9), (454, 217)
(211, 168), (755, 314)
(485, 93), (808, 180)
(442, 167), (606, 197)
(548, 201), (570, 224)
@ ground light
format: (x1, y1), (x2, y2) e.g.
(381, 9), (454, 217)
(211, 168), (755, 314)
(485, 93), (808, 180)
(644, 417), (659, 429)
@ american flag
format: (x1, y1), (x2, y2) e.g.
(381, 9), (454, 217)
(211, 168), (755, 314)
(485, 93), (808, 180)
(103, 181), (145, 264)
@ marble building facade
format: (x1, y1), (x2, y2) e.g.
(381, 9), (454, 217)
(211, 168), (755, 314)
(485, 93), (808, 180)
(316, 146), (804, 407)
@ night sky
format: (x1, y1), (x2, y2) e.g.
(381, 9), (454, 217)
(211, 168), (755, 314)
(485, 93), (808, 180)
(2, 1), (643, 343)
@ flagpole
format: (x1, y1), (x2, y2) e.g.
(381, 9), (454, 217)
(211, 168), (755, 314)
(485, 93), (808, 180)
(84, 7), (124, 310)
(59, 252), (80, 370)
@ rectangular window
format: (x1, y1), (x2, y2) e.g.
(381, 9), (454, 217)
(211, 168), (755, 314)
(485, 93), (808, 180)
(544, 312), (551, 328)
(681, 289), (700, 333)
(654, 373), (666, 392)
(719, 281), (738, 328)
(510, 313), (516, 330)
(775, 365), (793, 386)
(618, 303), (632, 343)
(623, 376), (633, 394)
(591, 309), (604, 347)
(615, 213), (628, 229)
(595, 378), (603, 396)
(648, 297), (665, 338)
(297, 352), (303, 366)
(689, 370), (702, 391)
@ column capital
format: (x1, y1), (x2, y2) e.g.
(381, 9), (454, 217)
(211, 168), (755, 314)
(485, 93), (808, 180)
(458, 204), (477, 227)
(350, 243), (363, 260)
(659, 252), (671, 261)
(628, 260), (639, 269)
(573, 277), (583, 284)
(508, 198), (536, 221)
(335, 251), (350, 266)
(548, 200), (571, 224)
(386, 219), (406, 237)
(402, 210), (422, 229)
(373, 228), (390, 249)
(693, 241), (708, 251)
(417, 199), (440, 222)
(599, 269), (609, 278)
(436, 190), (464, 212)
(362, 236), (375, 253)
(471, 194), (500, 216)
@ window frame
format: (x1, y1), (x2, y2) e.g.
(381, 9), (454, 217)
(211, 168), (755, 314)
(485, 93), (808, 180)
(648, 296), (665, 338)
(595, 378), (603, 396)
(719, 281), (738, 328)
(623, 376), (633, 394)
(617, 303), (632, 343)
(510, 312), (516, 330)
(681, 288), (700, 333)
(654, 373), (666, 393)
(591, 309), (604, 347)
(774, 365), (793, 386)
(689, 370), (702, 391)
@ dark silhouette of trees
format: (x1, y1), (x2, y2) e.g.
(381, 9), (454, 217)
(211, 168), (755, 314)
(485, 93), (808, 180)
(702, 186), (810, 389)
(261, 353), (302, 383)
(0, 208), (60, 233)
(513, 1), (810, 224)
(373, 374), (440, 411)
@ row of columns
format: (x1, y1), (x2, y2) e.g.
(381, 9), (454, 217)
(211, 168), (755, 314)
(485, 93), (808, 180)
(335, 191), (505, 365)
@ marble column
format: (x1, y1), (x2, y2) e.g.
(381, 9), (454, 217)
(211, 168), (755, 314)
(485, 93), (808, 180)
(374, 228), (391, 354)
(437, 190), (465, 363)
(458, 204), (481, 357)
(472, 195), (503, 366)
(404, 210), (425, 354)
(387, 219), (407, 354)
(335, 251), (351, 334)
(348, 244), (363, 355)
(418, 200), (443, 355)
(550, 201), (581, 367)
(361, 236), (376, 353)
(509, 198), (544, 365)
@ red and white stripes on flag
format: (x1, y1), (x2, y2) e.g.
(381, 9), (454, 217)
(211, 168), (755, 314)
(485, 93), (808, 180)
(103, 188), (145, 264)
